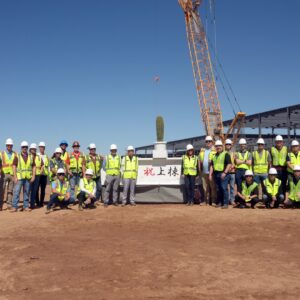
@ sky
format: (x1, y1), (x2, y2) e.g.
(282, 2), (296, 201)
(0, 0), (299, 154)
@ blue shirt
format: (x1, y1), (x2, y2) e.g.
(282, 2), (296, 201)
(203, 149), (211, 174)
(51, 180), (71, 193)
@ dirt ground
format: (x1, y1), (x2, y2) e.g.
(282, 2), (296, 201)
(0, 197), (300, 300)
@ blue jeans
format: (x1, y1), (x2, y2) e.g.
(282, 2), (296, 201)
(228, 173), (235, 203)
(235, 169), (246, 189)
(254, 174), (268, 185)
(30, 175), (40, 208)
(69, 174), (81, 200)
(184, 175), (196, 204)
(214, 172), (230, 206)
(47, 193), (74, 209)
(12, 179), (30, 209)
(94, 176), (102, 201)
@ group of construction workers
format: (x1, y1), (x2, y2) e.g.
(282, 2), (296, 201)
(182, 135), (300, 208)
(0, 139), (139, 213)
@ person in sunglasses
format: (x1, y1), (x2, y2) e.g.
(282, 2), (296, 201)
(46, 168), (74, 214)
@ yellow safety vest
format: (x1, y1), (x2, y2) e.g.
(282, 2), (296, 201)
(123, 156), (139, 179)
(182, 155), (198, 176)
(52, 179), (70, 201)
(271, 146), (287, 167)
(287, 152), (300, 174)
(226, 151), (236, 173)
(105, 155), (121, 176)
(41, 155), (49, 176)
(85, 154), (102, 178)
(212, 152), (227, 172)
(199, 148), (216, 162)
(263, 178), (281, 197)
(50, 158), (66, 182)
(69, 152), (84, 174)
(289, 178), (300, 202)
(16, 154), (33, 180)
(61, 151), (70, 164)
(235, 151), (251, 170)
(32, 154), (42, 176)
(241, 181), (258, 202)
(0, 151), (16, 175)
(77, 178), (96, 197)
(253, 150), (269, 174)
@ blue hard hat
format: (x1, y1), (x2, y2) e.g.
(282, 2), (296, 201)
(59, 140), (68, 146)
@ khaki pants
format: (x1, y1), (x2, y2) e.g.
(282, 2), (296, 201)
(201, 173), (216, 205)
(0, 173), (15, 208)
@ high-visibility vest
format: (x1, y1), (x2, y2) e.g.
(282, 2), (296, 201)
(288, 178), (300, 202)
(123, 156), (139, 179)
(52, 179), (69, 201)
(287, 152), (300, 174)
(41, 155), (49, 176)
(235, 151), (251, 170)
(61, 151), (70, 164)
(212, 151), (226, 172)
(32, 154), (42, 176)
(0, 151), (16, 175)
(85, 154), (102, 178)
(105, 155), (121, 176)
(199, 148), (216, 162)
(263, 178), (281, 197)
(50, 158), (66, 182)
(77, 178), (96, 197)
(182, 155), (197, 176)
(241, 181), (258, 202)
(252, 150), (269, 174)
(226, 151), (236, 173)
(271, 146), (287, 167)
(16, 154), (33, 180)
(69, 152), (84, 174)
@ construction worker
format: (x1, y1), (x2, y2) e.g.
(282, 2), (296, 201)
(50, 148), (66, 183)
(103, 144), (121, 207)
(252, 138), (271, 185)
(0, 138), (16, 210)
(234, 138), (252, 189)
(262, 168), (284, 208)
(77, 169), (96, 211)
(85, 143), (103, 205)
(209, 140), (232, 209)
(37, 142), (49, 207)
(59, 140), (70, 165)
(199, 136), (216, 205)
(69, 141), (86, 201)
(225, 139), (236, 205)
(287, 140), (300, 179)
(11, 141), (36, 212)
(46, 168), (74, 214)
(285, 165), (300, 208)
(122, 146), (139, 206)
(235, 170), (259, 208)
(29, 143), (43, 209)
(271, 135), (288, 195)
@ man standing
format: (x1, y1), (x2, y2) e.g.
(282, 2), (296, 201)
(69, 141), (86, 201)
(199, 136), (216, 205)
(225, 139), (235, 205)
(103, 144), (121, 207)
(234, 138), (252, 189)
(0, 138), (16, 210)
(37, 142), (49, 207)
(285, 165), (300, 208)
(59, 140), (70, 166)
(12, 141), (36, 212)
(122, 146), (139, 206)
(77, 169), (96, 211)
(271, 135), (288, 196)
(262, 168), (284, 208)
(287, 140), (300, 179)
(85, 143), (103, 205)
(209, 140), (232, 209)
(252, 138), (271, 185)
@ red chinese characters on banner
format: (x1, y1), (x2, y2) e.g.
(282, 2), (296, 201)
(144, 167), (155, 176)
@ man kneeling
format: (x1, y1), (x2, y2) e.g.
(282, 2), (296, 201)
(235, 170), (259, 208)
(46, 168), (74, 214)
(77, 169), (96, 211)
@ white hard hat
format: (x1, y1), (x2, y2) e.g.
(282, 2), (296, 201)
(186, 144), (194, 151)
(5, 138), (13, 145)
(257, 138), (265, 144)
(205, 136), (213, 141)
(239, 138), (247, 145)
(275, 135), (283, 142)
(55, 147), (63, 154)
(245, 170), (254, 176)
(110, 144), (117, 150)
(225, 139), (232, 145)
(215, 140), (223, 146)
(39, 142), (46, 147)
(291, 140), (299, 147)
(88, 143), (96, 149)
(57, 168), (65, 174)
(85, 169), (94, 176)
(268, 168), (278, 175)
(29, 143), (37, 150)
(293, 165), (300, 172)
(127, 145), (135, 151)
(21, 141), (29, 147)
